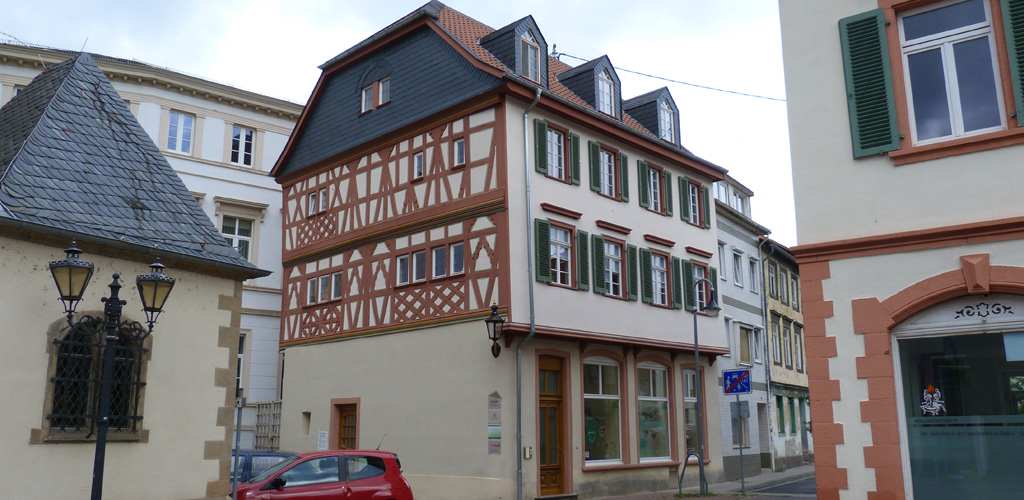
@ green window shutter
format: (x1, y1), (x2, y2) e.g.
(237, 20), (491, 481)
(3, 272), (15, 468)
(589, 141), (601, 192)
(619, 153), (629, 202)
(671, 257), (683, 309)
(702, 186), (711, 228)
(638, 160), (650, 208)
(664, 171), (673, 217)
(577, 230), (590, 291)
(592, 234), (606, 294)
(570, 133), (581, 185)
(839, 9), (900, 158)
(534, 219), (551, 282)
(1003, 0), (1024, 126)
(679, 176), (690, 221)
(534, 119), (548, 174)
(710, 267), (719, 304)
(640, 248), (653, 303)
(627, 244), (639, 301)
(683, 260), (695, 311)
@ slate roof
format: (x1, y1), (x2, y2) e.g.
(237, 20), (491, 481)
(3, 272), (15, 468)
(0, 53), (266, 277)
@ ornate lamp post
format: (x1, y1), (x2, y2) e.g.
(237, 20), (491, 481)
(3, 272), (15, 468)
(485, 302), (505, 357)
(48, 241), (175, 500)
(691, 276), (720, 495)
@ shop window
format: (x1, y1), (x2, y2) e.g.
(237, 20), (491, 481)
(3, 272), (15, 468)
(583, 356), (621, 463)
(637, 362), (670, 461)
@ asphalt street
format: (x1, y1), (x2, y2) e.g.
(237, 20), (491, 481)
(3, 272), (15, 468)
(749, 475), (818, 499)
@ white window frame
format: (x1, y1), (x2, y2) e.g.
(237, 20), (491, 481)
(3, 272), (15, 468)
(739, 324), (754, 365)
(733, 251), (744, 287)
(396, 254), (410, 286)
(166, 110), (194, 154)
(749, 258), (760, 293)
(597, 70), (615, 115)
(378, 77), (390, 105)
(693, 264), (708, 310)
(583, 356), (622, 464)
(546, 128), (565, 180)
(784, 322), (793, 368)
(718, 242), (727, 281)
(658, 101), (674, 142)
(753, 327), (763, 363)
(648, 167), (662, 213)
(413, 151), (425, 179)
(215, 197), (267, 267)
(454, 138), (466, 167)
(898, 0), (1005, 145)
(432, 246), (447, 279)
(221, 215), (255, 262)
(637, 362), (671, 462)
(794, 325), (804, 372)
(604, 241), (623, 298)
(331, 271), (344, 301)
(688, 182), (701, 225)
(731, 191), (746, 214)
(651, 253), (669, 306)
(791, 275), (801, 310)
(723, 317), (733, 357)
(450, 242), (465, 275)
(771, 319), (782, 366)
(521, 33), (540, 81)
(361, 85), (374, 113)
(599, 149), (616, 197)
(307, 277), (318, 305)
(550, 225), (572, 287)
(319, 274), (331, 303)
(715, 182), (728, 202)
(230, 125), (255, 166)
(412, 250), (427, 283)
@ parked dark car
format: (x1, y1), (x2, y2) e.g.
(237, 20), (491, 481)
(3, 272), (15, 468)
(235, 449), (413, 500)
(230, 449), (295, 483)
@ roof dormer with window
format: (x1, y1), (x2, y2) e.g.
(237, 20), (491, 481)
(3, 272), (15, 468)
(556, 55), (622, 120)
(623, 87), (680, 145)
(479, 15), (548, 87)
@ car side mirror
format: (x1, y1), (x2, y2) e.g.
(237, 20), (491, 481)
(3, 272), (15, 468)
(262, 477), (286, 490)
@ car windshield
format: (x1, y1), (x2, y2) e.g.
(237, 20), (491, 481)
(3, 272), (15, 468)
(247, 455), (300, 483)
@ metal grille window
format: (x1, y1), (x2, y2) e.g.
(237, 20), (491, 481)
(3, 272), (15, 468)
(49, 320), (148, 436)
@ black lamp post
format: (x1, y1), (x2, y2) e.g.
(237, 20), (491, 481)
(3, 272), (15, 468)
(485, 302), (505, 358)
(48, 241), (175, 500)
(691, 276), (720, 495)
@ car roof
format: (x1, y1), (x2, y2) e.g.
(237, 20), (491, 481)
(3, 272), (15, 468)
(295, 450), (397, 459)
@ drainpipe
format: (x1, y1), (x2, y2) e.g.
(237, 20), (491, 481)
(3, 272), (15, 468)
(517, 86), (543, 500)
(758, 238), (776, 471)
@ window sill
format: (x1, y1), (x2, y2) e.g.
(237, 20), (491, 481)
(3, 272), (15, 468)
(452, 162), (466, 170)
(410, 176), (425, 184)
(596, 191), (624, 203)
(888, 127), (1024, 166)
(582, 460), (680, 472)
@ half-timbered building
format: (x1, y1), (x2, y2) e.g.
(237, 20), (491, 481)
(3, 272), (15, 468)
(271, 3), (729, 498)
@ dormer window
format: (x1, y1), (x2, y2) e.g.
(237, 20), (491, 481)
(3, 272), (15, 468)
(360, 77), (391, 114)
(659, 101), (674, 142)
(597, 70), (615, 115)
(521, 32), (540, 81)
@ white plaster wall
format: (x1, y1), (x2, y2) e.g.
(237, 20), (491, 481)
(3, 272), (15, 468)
(0, 238), (236, 500)
(201, 116), (226, 162)
(135, 101), (163, 145)
(503, 99), (727, 349)
(780, 0), (1024, 245)
(263, 130), (289, 170)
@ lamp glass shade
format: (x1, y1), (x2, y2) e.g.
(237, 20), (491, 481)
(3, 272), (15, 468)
(702, 295), (722, 318)
(485, 304), (504, 342)
(49, 258), (94, 302)
(137, 273), (175, 313)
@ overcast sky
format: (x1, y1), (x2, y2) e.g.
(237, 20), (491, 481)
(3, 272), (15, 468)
(3, 0), (795, 246)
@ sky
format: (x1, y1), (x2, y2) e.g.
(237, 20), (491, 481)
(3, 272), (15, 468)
(2, 0), (796, 246)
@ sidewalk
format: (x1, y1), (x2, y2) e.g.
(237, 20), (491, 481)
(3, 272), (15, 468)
(596, 464), (816, 500)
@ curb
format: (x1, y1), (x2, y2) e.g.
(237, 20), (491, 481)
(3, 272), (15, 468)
(720, 468), (816, 493)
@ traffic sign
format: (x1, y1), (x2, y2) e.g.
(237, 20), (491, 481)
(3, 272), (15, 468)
(723, 369), (751, 394)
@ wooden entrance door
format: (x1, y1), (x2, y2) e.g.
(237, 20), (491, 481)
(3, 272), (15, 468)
(337, 404), (356, 449)
(538, 356), (564, 495)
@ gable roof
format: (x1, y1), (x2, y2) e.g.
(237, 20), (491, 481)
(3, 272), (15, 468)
(0, 53), (266, 278)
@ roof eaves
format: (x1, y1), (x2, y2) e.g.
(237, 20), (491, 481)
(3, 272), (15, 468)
(319, 1), (444, 70)
(715, 199), (770, 235)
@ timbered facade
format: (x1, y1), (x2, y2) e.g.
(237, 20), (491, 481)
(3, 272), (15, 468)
(272, 3), (731, 499)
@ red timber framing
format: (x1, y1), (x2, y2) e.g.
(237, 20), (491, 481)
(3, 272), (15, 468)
(279, 104), (511, 346)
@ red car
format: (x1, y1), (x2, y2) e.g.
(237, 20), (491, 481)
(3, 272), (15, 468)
(235, 449), (413, 499)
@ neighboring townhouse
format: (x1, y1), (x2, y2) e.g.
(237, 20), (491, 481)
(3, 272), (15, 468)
(781, 0), (1024, 498)
(0, 42), (303, 448)
(712, 176), (771, 479)
(0, 54), (265, 499)
(270, 2), (731, 498)
(761, 239), (810, 470)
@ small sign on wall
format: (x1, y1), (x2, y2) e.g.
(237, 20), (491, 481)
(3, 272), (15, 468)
(488, 392), (501, 455)
(317, 431), (328, 451)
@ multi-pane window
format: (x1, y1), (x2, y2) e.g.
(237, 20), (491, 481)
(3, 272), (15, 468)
(647, 167), (662, 213)
(899, 0), (1004, 144)
(550, 225), (572, 286)
(597, 70), (615, 115)
(361, 86), (374, 112)
(739, 325), (753, 364)
(604, 241), (623, 297)
(749, 258), (759, 293)
(731, 191), (746, 214)
(450, 242), (465, 275)
(454, 138), (466, 167)
(307, 188), (327, 217)
(780, 269), (790, 304)
(307, 277), (318, 305)
(332, 271), (344, 300)
(167, 111), (194, 153)
(637, 363), (670, 460)
(753, 328), (763, 363)
(413, 151), (425, 179)
(768, 262), (778, 297)
(396, 255), (410, 286)
(412, 250), (427, 282)
(658, 101), (674, 142)
(718, 243), (727, 280)
(693, 264), (708, 310)
(599, 149), (616, 197)
(378, 78), (390, 105)
(521, 33), (540, 81)
(362, 77), (390, 112)
(547, 129), (565, 180)
(432, 246), (447, 279)
(231, 125), (254, 166)
(771, 318), (782, 365)
(715, 182), (728, 202)
(794, 325), (804, 372)
(683, 369), (699, 456)
(783, 322), (793, 368)
(687, 182), (701, 225)
(583, 357), (621, 462)
(222, 216), (254, 261)
(791, 275), (800, 311)
(319, 275), (331, 303)
(733, 252), (743, 286)
(651, 253), (668, 306)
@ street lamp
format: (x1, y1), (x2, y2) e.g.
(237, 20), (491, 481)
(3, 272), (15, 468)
(485, 302), (505, 358)
(691, 276), (720, 495)
(48, 241), (175, 500)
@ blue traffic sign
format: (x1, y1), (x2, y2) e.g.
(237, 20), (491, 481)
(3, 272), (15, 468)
(723, 369), (751, 394)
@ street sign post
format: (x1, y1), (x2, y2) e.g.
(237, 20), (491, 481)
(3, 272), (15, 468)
(723, 369), (751, 493)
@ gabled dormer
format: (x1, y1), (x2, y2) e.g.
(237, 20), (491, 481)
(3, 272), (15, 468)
(556, 55), (622, 120)
(623, 87), (680, 145)
(479, 15), (548, 87)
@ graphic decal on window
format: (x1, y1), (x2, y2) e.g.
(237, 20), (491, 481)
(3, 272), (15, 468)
(920, 384), (946, 416)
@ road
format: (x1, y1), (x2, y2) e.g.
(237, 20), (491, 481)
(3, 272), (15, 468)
(749, 475), (817, 499)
